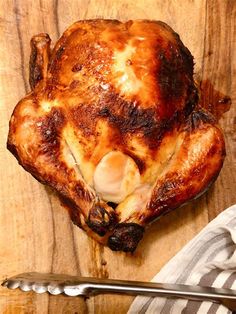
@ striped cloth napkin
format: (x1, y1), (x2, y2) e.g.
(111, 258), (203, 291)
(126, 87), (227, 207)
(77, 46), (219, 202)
(128, 204), (236, 314)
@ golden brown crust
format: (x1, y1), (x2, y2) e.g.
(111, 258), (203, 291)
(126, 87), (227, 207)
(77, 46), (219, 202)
(146, 111), (225, 223)
(7, 19), (225, 252)
(29, 33), (51, 89)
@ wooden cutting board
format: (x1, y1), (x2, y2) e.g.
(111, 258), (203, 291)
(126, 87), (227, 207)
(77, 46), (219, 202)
(0, 1), (235, 313)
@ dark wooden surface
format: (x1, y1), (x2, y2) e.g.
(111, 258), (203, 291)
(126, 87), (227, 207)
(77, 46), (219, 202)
(0, 0), (235, 313)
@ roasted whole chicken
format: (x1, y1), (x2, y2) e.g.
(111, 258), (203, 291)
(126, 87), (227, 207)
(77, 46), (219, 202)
(8, 20), (225, 252)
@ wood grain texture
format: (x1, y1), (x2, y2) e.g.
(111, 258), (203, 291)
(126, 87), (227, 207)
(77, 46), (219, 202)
(0, 0), (235, 313)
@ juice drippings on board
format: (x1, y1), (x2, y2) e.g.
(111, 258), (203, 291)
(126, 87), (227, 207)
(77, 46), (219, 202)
(197, 79), (231, 121)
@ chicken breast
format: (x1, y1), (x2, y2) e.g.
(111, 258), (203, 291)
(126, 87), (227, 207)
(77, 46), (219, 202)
(7, 20), (225, 252)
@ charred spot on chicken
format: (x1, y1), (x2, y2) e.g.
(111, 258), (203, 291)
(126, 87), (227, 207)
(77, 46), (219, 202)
(7, 20), (225, 252)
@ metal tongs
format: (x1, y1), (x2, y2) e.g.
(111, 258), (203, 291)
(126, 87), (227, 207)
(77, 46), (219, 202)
(2, 272), (236, 311)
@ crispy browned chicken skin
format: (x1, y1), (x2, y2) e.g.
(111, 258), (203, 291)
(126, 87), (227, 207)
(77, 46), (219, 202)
(7, 20), (225, 252)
